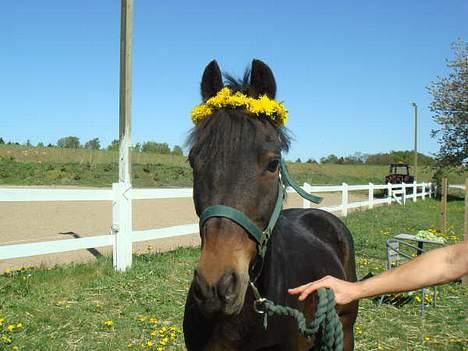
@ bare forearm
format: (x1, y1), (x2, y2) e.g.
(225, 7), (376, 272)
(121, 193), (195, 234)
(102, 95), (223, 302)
(353, 241), (468, 300)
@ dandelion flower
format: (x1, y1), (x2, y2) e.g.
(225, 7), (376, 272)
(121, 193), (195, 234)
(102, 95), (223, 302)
(104, 320), (113, 327)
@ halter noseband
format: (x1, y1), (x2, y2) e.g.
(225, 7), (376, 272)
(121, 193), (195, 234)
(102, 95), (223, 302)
(199, 159), (322, 260)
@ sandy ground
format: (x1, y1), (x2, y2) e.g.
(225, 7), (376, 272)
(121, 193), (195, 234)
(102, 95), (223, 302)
(0, 188), (367, 271)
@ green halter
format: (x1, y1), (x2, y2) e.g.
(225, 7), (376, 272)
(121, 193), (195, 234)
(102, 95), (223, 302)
(199, 159), (322, 258)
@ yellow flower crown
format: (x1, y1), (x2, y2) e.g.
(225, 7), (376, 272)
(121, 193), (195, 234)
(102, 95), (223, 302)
(191, 87), (288, 126)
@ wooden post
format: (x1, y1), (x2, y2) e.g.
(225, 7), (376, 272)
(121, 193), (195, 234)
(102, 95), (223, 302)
(368, 182), (374, 209)
(114, 0), (133, 272)
(463, 178), (467, 286)
(440, 178), (448, 234)
(119, 0), (133, 184)
(341, 183), (348, 217)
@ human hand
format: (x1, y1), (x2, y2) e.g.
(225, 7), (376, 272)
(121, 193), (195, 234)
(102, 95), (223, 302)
(288, 275), (359, 305)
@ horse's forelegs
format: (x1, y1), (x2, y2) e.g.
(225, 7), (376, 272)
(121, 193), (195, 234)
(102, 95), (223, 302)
(338, 300), (358, 351)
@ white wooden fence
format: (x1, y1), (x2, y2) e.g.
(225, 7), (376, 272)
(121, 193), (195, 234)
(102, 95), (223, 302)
(0, 181), (432, 271)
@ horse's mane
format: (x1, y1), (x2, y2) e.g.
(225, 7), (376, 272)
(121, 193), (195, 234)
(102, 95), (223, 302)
(187, 71), (291, 164)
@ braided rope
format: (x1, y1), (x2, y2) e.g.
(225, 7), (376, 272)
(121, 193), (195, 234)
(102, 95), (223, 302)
(263, 288), (343, 351)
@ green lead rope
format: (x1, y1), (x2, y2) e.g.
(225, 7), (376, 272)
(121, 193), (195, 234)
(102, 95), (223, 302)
(253, 286), (343, 351)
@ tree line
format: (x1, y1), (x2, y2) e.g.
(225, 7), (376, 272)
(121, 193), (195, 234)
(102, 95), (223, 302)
(295, 150), (435, 166)
(0, 136), (184, 156)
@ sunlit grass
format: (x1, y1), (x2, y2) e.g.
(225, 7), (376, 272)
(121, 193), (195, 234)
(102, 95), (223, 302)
(0, 199), (466, 350)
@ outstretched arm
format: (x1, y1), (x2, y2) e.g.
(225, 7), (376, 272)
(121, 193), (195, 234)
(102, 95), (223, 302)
(288, 241), (468, 305)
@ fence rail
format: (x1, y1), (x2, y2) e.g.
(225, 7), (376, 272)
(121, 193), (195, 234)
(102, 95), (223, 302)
(0, 181), (432, 270)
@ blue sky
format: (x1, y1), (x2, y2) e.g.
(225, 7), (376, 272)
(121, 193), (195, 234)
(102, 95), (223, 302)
(1, 1), (466, 161)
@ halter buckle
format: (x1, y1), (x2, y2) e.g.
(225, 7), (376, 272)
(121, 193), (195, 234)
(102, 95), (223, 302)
(253, 298), (267, 314)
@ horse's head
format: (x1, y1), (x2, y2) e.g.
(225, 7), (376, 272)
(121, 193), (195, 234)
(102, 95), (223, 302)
(187, 59), (290, 316)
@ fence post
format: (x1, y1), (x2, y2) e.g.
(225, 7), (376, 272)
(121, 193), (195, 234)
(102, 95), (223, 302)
(413, 181), (417, 202)
(428, 182), (432, 198)
(422, 182), (426, 200)
(341, 183), (348, 217)
(112, 182), (133, 272)
(440, 178), (448, 234)
(463, 178), (467, 286)
(302, 183), (311, 209)
(368, 182), (374, 209)
(387, 182), (392, 205)
(402, 182), (406, 205)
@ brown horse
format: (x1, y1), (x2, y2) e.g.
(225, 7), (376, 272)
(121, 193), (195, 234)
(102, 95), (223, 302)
(184, 59), (358, 350)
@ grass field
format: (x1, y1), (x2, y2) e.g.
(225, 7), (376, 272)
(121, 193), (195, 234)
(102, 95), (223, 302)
(0, 199), (466, 350)
(1, 144), (465, 187)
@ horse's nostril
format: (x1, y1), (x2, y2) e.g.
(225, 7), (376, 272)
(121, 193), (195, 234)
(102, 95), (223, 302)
(192, 269), (208, 302)
(217, 271), (239, 303)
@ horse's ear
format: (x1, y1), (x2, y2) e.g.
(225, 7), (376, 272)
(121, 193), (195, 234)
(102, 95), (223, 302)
(201, 60), (223, 101)
(250, 59), (276, 99)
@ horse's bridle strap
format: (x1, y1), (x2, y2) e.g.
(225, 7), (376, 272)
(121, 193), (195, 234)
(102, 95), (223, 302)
(199, 182), (285, 256)
(280, 160), (322, 204)
(198, 159), (321, 259)
(200, 205), (265, 245)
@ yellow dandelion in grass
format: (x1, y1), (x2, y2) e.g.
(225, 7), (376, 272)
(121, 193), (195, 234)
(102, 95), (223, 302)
(157, 347), (164, 351)
(16, 322), (23, 329)
(12, 346), (19, 350)
(104, 320), (113, 327)
(146, 340), (154, 347)
(424, 336), (430, 341)
(4, 267), (12, 274)
(7, 324), (16, 332)
(150, 330), (158, 337)
(137, 315), (147, 322)
(149, 317), (158, 325)
(2, 335), (12, 344)
(0, 318), (4, 326)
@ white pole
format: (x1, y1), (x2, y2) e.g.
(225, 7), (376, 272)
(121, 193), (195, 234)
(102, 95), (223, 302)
(422, 182), (426, 200)
(387, 182), (392, 205)
(413, 181), (417, 202)
(114, 0), (133, 272)
(341, 183), (348, 217)
(368, 182), (374, 209)
(402, 182), (406, 205)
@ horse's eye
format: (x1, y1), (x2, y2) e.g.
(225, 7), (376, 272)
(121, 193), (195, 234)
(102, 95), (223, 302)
(266, 159), (279, 172)
(187, 157), (194, 169)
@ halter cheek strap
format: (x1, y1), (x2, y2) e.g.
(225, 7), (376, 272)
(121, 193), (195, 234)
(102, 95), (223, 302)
(198, 159), (322, 259)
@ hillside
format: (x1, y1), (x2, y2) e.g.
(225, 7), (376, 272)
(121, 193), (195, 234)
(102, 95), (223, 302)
(0, 145), (464, 187)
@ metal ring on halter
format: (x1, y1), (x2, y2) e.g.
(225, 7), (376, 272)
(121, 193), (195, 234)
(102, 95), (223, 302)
(253, 298), (267, 314)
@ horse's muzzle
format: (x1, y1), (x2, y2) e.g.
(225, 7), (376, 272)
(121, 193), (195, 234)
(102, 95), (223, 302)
(192, 269), (245, 316)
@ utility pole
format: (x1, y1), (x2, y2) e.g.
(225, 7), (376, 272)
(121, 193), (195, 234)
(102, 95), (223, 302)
(113, 0), (133, 272)
(119, 0), (133, 184)
(411, 102), (418, 182)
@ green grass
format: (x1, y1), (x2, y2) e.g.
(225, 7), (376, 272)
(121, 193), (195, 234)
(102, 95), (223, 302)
(1, 144), (465, 187)
(0, 199), (466, 350)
